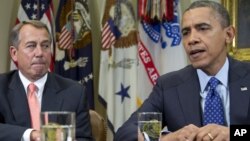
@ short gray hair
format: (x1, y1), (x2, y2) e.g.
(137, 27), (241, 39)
(9, 20), (51, 48)
(184, 0), (230, 28)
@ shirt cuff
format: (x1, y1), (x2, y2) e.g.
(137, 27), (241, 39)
(21, 129), (33, 141)
(142, 132), (150, 141)
(161, 126), (171, 135)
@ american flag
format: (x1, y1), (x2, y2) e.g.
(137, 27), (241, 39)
(58, 22), (73, 50)
(12, 0), (55, 71)
(55, 0), (95, 109)
(101, 18), (121, 49)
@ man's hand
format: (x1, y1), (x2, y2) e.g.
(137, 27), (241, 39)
(160, 124), (199, 141)
(30, 130), (41, 141)
(160, 124), (229, 141)
(196, 124), (229, 141)
(138, 129), (145, 141)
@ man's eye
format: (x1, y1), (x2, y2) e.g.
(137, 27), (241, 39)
(198, 26), (209, 31)
(42, 44), (50, 48)
(27, 44), (36, 48)
(182, 30), (189, 36)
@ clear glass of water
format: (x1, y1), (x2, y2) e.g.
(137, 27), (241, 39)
(138, 112), (162, 141)
(40, 111), (75, 141)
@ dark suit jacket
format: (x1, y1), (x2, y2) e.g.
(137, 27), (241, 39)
(114, 58), (250, 141)
(0, 70), (93, 141)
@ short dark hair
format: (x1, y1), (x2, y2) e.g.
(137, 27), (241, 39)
(184, 0), (230, 28)
(9, 20), (51, 48)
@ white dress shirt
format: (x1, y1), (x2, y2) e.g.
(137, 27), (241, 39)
(197, 57), (230, 126)
(19, 71), (47, 141)
(160, 58), (230, 140)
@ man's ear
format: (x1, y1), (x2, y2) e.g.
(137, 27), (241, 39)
(225, 25), (235, 44)
(9, 46), (18, 62)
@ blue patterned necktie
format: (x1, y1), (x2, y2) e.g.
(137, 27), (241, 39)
(203, 77), (225, 125)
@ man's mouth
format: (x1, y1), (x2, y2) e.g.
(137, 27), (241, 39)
(189, 49), (205, 58)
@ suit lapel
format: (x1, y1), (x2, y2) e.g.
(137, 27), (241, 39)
(7, 72), (31, 127)
(174, 58), (250, 126)
(7, 72), (65, 126)
(41, 73), (63, 112)
(229, 59), (250, 124)
(178, 67), (202, 127)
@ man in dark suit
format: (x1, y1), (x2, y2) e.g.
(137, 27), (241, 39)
(0, 20), (93, 141)
(115, 1), (250, 141)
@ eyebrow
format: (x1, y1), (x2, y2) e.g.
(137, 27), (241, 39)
(195, 23), (211, 28)
(182, 22), (211, 32)
(25, 39), (51, 45)
(41, 40), (51, 44)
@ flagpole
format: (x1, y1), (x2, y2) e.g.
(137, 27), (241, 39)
(69, 0), (75, 60)
(71, 0), (75, 40)
(37, 0), (40, 20)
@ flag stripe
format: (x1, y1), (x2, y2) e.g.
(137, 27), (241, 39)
(138, 40), (160, 85)
(58, 26), (73, 49)
(101, 19), (118, 49)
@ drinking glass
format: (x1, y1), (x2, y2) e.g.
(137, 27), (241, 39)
(40, 111), (75, 141)
(138, 112), (162, 141)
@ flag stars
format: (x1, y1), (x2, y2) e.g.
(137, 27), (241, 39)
(83, 73), (93, 83)
(31, 14), (37, 20)
(142, 22), (160, 42)
(89, 73), (93, 79)
(171, 25), (179, 34)
(84, 77), (89, 82)
(116, 83), (130, 103)
(25, 3), (31, 10)
(41, 4), (45, 10)
(33, 4), (38, 10)
(21, 1), (49, 20)
(164, 23), (181, 46)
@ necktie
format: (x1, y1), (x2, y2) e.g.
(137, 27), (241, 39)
(203, 77), (225, 125)
(27, 83), (40, 130)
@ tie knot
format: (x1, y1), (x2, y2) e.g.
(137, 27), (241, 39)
(208, 77), (219, 90)
(28, 83), (37, 93)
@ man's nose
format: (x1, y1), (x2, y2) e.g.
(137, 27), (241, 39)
(188, 30), (200, 45)
(34, 46), (43, 56)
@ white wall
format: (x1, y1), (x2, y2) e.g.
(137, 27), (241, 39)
(0, 0), (19, 73)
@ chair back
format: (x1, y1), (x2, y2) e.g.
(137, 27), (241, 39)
(89, 110), (106, 141)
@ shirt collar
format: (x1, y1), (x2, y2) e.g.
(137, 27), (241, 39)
(18, 71), (48, 94)
(197, 57), (229, 92)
